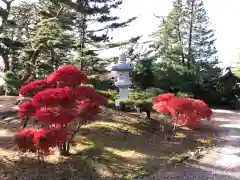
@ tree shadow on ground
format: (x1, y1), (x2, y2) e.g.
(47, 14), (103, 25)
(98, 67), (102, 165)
(0, 152), (102, 180)
(0, 109), (218, 179)
(68, 111), (217, 178)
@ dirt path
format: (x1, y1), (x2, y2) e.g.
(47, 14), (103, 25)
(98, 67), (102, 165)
(147, 109), (240, 180)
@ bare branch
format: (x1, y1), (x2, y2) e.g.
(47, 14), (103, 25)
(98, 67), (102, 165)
(0, 0), (14, 5)
(56, 4), (64, 18)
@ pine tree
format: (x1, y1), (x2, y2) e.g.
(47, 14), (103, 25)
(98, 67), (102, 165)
(15, 0), (75, 83)
(153, 0), (221, 95)
(154, 0), (185, 67)
(72, 0), (137, 72)
(183, 0), (218, 68)
(133, 57), (155, 89)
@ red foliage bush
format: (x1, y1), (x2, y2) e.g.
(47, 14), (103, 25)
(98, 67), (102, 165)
(46, 65), (88, 87)
(19, 79), (51, 97)
(34, 106), (75, 125)
(15, 65), (107, 156)
(19, 65), (89, 97)
(14, 128), (68, 155)
(33, 128), (68, 154)
(153, 93), (176, 104)
(18, 100), (36, 118)
(32, 88), (75, 107)
(14, 128), (37, 153)
(74, 100), (101, 123)
(153, 93), (212, 127)
(73, 86), (108, 106)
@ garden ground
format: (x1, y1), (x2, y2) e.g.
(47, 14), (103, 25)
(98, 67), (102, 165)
(0, 96), (218, 180)
(148, 109), (240, 180)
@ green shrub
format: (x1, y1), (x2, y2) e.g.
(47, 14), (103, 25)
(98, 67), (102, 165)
(3, 71), (21, 95)
(98, 90), (119, 101)
(88, 75), (115, 90)
(135, 99), (153, 111)
(129, 90), (148, 100)
(120, 99), (135, 106)
(145, 87), (164, 98)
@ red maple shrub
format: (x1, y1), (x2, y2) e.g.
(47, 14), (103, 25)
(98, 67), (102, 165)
(153, 93), (212, 127)
(18, 100), (35, 118)
(19, 79), (51, 97)
(46, 65), (88, 87)
(15, 65), (107, 156)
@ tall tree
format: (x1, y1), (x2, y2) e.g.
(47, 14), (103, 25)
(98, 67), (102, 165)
(183, 0), (218, 68)
(153, 0), (221, 96)
(0, 0), (23, 72)
(154, 0), (185, 67)
(72, 0), (137, 72)
(14, 0), (75, 84)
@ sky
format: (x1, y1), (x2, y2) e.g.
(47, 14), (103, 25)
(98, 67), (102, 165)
(1, 0), (240, 67)
(101, 0), (240, 67)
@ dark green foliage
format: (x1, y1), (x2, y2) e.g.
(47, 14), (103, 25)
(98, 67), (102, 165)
(132, 58), (155, 89)
(3, 71), (21, 95)
(135, 100), (152, 111)
(145, 87), (164, 98)
(71, 0), (137, 72)
(131, 0), (224, 106)
(134, 100), (153, 118)
(2, 0), (136, 84)
(0, 0), (24, 72)
(88, 75), (116, 90)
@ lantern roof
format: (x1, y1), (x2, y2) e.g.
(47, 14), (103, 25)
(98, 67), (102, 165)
(109, 53), (133, 72)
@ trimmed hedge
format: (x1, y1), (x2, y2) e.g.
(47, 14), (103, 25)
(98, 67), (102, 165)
(129, 90), (148, 100)
(98, 90), (119, 101)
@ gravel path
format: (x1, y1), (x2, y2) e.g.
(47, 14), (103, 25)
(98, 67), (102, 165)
(146, 109), (240, 180)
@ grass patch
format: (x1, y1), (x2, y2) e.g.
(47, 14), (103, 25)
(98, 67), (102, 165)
(0, 109), (216, 180)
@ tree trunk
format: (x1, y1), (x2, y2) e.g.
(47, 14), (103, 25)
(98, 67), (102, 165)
(187, 0), (195, 69)
(20, 45), (42, 84)
(177, 23), (185, 65)
(50, 46), (56, 71)
(0, 1), (13, 72)
(79, 13), (86, 71)
(2, 54), (10, 72)
(60, 121), (82, 156)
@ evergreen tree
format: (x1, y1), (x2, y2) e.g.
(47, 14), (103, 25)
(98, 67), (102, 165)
(154, 0), (185, 67)
(15, 0), (75, 83)
(153, 0), (221, 99)
(184, 0), (218, 66)
(72, 0), (137, 72)
(0, 0), (24, 72)
(133, 57), (155, 89)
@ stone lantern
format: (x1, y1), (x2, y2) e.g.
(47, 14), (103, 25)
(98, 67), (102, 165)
(110, 53), (133, 101)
